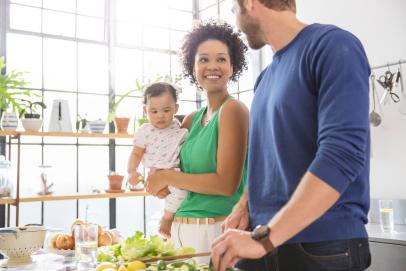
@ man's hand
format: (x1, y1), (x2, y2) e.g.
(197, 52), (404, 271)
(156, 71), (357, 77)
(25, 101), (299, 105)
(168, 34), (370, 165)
(211, 229), (267, 271)
(222, 202), (249, 232)
(127, 171), (143, 185)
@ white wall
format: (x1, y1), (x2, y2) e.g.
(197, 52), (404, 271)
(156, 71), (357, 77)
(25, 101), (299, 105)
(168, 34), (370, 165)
(294, 0), (406, 199)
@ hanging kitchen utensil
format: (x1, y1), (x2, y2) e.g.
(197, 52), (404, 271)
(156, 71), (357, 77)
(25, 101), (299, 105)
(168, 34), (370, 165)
(397, 63), (406, 115)
(370, 74), (382, 127)
(378, 69), (400, 105)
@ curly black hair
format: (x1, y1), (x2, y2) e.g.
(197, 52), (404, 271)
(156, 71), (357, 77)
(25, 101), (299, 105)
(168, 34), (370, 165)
(180, 21), (248, 86)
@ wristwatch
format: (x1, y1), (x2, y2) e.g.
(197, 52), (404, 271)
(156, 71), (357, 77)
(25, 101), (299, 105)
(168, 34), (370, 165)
(251, 225), (275, 252)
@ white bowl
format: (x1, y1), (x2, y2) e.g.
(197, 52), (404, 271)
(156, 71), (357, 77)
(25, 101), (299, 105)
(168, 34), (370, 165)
(0, 226), (47, 267)
(21, 118), (43, 132)
(89, 120), (106, 133)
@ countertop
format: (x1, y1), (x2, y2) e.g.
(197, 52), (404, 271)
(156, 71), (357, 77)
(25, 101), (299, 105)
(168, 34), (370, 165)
(0, 253), (76, 271)
(367, 223), (406, 246)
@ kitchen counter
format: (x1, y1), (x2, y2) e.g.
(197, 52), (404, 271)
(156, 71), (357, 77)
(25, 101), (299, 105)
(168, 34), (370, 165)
(0, 253), (76, 271)
(367, 223), (406, 245)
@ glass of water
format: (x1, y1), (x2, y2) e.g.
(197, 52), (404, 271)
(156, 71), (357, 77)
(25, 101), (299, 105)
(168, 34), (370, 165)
(74, 223), (98, 270)
(379, 199), (394, 232)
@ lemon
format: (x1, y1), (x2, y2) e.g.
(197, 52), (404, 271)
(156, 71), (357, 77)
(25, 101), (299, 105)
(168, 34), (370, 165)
(118, 265), (128, 271)
(127, 260), (147, 271)
(95, 262), (117, 271)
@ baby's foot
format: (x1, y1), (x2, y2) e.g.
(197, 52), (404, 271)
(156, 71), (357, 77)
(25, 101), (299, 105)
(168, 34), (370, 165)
(159, 217), (172, 239)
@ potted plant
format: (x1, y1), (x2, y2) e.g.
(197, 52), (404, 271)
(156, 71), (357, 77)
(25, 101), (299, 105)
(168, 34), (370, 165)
(0, 56), (32, 131)
(109, 74), (183, 133)
(19, 99), (46, 132)
(107, 171), (124, 192)
(108, 78), (148, 134)
(75, 114), (90, 133)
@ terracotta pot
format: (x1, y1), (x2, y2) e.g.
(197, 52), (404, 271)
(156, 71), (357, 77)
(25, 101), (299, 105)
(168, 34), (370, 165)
(114, 117), (130, 134)
(107, 175), (124, 190)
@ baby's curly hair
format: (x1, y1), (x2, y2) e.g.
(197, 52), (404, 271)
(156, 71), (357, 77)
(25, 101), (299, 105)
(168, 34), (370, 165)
(180, 21), (248, 86)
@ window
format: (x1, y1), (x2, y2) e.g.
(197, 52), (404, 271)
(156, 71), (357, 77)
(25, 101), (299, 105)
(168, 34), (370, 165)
(1, 0), (258, 237)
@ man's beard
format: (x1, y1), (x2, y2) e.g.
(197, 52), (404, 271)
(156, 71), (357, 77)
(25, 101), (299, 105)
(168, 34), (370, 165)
(239, 11), (266, 49)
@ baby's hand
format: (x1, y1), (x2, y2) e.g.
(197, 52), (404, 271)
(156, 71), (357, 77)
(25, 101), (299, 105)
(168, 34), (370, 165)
(128, 172), (144, 185)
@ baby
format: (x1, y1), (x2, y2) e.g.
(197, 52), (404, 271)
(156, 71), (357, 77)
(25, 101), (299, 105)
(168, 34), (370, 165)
(127, 82), (188, 239)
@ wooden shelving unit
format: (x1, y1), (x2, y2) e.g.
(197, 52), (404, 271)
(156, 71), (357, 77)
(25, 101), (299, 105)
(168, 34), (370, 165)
(0, 131), (146, 227)
(0, 130), (134, 138)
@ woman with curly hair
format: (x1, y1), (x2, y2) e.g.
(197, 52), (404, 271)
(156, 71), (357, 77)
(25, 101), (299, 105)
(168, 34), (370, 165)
(145, 21), (249, 259)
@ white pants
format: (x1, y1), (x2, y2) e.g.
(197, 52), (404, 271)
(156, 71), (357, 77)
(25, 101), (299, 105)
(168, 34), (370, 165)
(165, 186), (188, 213)
(170, 221), (223, 264)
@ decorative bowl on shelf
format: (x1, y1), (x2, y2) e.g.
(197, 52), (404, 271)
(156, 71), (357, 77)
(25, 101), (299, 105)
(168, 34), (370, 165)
(0, 226), (47, 267)
(89, 120), (106, 134)
(21, 118), (43, 132)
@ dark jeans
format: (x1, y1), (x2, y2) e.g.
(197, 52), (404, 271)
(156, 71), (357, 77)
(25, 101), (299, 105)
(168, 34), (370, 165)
(236, 238), (371, 271)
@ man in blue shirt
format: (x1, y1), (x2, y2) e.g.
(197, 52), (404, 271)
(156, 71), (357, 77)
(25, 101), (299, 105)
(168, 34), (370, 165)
(211, 1), (371, 270)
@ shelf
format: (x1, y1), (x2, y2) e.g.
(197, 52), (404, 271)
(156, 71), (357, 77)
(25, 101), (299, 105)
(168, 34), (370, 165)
(0, 131), (134, 138)
(0, 190), (149, 205)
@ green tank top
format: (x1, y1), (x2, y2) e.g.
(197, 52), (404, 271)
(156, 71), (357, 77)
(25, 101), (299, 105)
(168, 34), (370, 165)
(176, 97), (247, 218)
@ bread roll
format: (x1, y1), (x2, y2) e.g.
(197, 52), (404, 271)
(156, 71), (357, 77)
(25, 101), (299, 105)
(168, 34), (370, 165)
(50, 233), (60, 248)
(56, 233), (75, 250)
(98, 231), (113, 247)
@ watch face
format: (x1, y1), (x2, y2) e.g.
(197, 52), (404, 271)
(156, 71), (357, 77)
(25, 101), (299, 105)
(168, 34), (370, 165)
(252, 225), (270, 241)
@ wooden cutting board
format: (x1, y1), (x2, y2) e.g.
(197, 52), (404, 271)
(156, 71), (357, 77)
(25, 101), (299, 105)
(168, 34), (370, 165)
(135, 252), (211, 263)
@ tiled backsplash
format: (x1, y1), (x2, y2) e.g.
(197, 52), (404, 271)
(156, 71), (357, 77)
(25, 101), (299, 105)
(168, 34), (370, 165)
(369, 198), (406, 225)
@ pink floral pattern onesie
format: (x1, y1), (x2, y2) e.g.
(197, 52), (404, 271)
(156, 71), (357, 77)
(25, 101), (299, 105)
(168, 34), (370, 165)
(133, 120), (188, 212)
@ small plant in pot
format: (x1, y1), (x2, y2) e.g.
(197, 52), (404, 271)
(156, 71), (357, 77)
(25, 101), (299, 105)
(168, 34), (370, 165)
(75, 114), (90, 133)
(19, 100), (46, 132)
(107, 171), (124, 192)
(0, 56), (33, 131)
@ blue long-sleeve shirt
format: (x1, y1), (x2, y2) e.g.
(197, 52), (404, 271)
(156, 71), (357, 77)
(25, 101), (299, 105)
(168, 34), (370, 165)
(248, 23), (371, 243)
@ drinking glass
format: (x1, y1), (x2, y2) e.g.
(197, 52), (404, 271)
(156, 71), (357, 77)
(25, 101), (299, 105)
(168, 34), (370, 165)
(74, 223), (98, 270)
(379, 199), (394, 232)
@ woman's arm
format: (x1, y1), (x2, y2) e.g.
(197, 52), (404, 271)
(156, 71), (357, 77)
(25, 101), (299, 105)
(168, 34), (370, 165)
(146, 100), (249, 196)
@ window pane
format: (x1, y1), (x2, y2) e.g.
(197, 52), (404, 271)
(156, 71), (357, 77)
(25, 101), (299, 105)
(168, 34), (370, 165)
(78, 146), (109, 192)
(178, 100), (197, 115)
(9, 4), (41, 32)
(10, 0), (41, 7)
(78, 43), (108, 93)
(77, 15), (105, 41)
(117, 197), (144, 238)
(170, 10), (193, 31)
(238, 51), (255, 92)
(43, 10), (76, 37)
(43, 38), (76, 91)
(239, 91), (254, 110)
(143, 52), (170, 80)
(199, 0), (218, 11)
(170, 30), (187, 51)
(116, 22), (142, 46)
(6, 34), (42, 89)
(43, 0), (76, 13)
(41, 144), (78, 229)
(115, 48), (143, 94)
(116, 0), (144, 23)
(199, 6), (219, 21)
(219, 0), (236, 26)
(77, 0), (105, 17)
(169, 1), (193, 11)
(143, 26), (169, 50)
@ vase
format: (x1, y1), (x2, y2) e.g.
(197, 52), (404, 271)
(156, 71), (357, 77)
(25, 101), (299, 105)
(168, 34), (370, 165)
(1, 112), (18, 131)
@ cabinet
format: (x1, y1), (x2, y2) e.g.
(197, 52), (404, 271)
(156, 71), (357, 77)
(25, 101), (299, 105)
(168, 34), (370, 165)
(0, 131), (149, 227)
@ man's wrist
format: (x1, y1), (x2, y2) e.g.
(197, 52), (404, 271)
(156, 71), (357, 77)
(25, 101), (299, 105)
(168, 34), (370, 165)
(251, 225), (275, 253)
